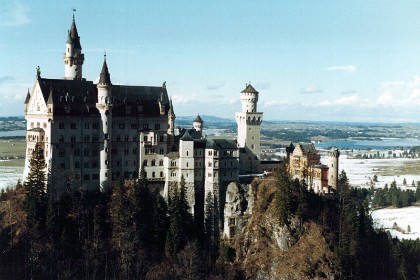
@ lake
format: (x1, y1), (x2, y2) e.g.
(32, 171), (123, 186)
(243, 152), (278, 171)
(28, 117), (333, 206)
(0, 130), (26, 137)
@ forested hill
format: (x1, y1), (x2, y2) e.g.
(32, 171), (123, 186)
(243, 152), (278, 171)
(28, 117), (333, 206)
(0, 154), (419, 279)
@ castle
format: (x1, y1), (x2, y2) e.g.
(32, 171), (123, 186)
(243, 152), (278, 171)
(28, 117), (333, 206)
(23, 16), (339, 227)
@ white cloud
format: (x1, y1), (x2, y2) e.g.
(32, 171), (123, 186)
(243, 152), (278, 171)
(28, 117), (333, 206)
(263, 100), (290, 107)
(300, 86), (322, 94)
(325, 65), (356, 73)
(3, 2), (30, 27)
(375, 76), (420, 107)
(319, 95), (359, 107)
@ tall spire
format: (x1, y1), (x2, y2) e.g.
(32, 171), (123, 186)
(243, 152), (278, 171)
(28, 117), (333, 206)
(99, 52), (111, 85)
(64, 14), (84, 80)
(67, 14), (81, 49)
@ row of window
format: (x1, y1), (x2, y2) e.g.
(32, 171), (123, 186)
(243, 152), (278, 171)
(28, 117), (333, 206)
(59, 122), (100, 129)
(30, 122), (47, 129)
(58, 122), (163, 130)
(144, 159), (164, 166)
(143, 135), (166, 142)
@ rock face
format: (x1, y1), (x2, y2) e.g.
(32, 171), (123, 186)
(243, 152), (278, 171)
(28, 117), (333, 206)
(223, 182), (253, 239)
(226, 179), (336, 279)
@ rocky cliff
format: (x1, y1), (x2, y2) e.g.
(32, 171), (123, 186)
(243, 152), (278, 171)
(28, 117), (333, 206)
(226, 179), (336, 279)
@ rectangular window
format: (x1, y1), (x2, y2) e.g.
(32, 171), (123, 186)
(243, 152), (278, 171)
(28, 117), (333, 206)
(155, 123), (160, 130)
(92, 174), (99, 180)
(119, 123), (125, 129)
(84, 174), (90, 181)
(59, 123), (65, 129)
(70, 123), (76, 129)
(92, 135), (98, 142)
(84, 135), (90, 142)
(85, 123), (90, 129)
(58, 150), (65, 157)
(84, 162), (89, 168)
(143, 123), (149, 129)
(92, 123), (99, 129)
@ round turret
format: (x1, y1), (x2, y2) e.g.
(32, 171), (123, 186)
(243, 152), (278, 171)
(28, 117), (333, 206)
(328, 148), (340, 190)
(96, 55), (113, 192)
(240, 83), (259, 112)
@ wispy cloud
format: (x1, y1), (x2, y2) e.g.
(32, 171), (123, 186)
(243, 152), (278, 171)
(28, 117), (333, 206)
(0, 76), (15, 84)
(325, 65), (356, 73)
(300, 86), (322, 94)
(207, 82), (225, 91)
(254, 82), (271, 90)
(341, 89), (357, 95)
(3, 2), (30, 27)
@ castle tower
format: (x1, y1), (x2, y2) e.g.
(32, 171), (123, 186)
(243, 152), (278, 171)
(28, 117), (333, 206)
(96, 55), (113, 192)
(178, 131), (195, 214)
(167, 98), (175, 135)
(193, 114), (203, 136)
(328, 148), (340, 190)
(64, 15), (84, 80)
(235, 83), (263, 159)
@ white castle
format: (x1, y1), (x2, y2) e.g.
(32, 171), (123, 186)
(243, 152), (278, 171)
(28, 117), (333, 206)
(23, 16), (339, 224)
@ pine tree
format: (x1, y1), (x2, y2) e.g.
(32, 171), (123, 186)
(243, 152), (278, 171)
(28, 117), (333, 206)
(204, 192), (217, 264)
(165, 176), (193, 257)
(24, 143), (48, 234)
(275, 162), (292, 226)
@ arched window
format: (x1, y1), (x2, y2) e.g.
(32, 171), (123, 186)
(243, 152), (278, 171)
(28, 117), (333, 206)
(75, 161), (80, 168)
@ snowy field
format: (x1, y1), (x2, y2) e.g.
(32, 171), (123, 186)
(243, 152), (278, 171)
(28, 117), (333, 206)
(0, 165), (23, 190)
(321, 155), (420, 190)
(372, 207), (420, 240)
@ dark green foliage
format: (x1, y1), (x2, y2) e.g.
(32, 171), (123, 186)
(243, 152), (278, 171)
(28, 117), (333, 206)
(275, 162), (292, 226)
(372, 181), (417, 208)
(204, 192), (218, 264)
(24, 143), (47, 235)
(165, 175), (194, 257)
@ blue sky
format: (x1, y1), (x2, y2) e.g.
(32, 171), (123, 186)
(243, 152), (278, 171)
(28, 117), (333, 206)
(2, 1), (420, 122)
